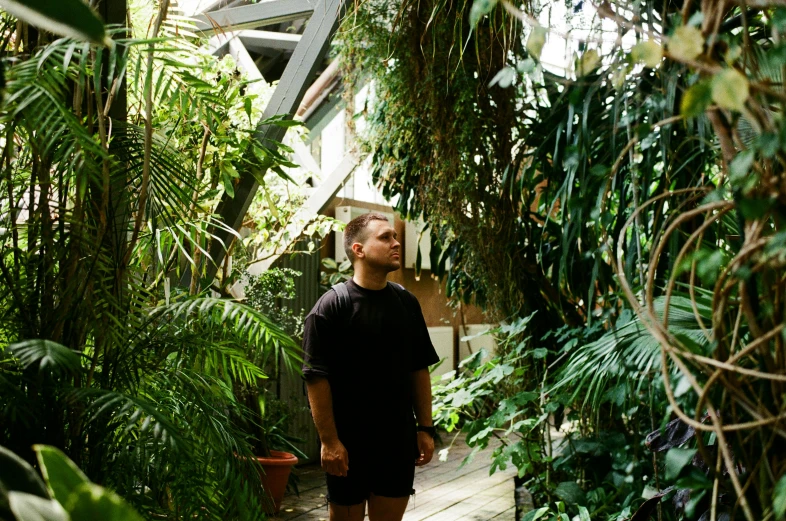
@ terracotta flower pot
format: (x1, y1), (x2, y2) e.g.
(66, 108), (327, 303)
(255, 450), (298, 514)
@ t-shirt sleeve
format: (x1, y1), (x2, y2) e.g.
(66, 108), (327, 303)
(407, 292), (440, 371)
(302, 312), (332, 380)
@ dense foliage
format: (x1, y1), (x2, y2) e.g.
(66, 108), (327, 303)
(0, 2), (319, 518)
(343, 0), (786, 519)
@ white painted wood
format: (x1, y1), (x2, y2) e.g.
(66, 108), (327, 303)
(459, 324), (498, 362)
(240, 29), (301, 51)
(228, 37), (263, 80)
(291, 139), (322, 182)
(427, 326), (455, 378)
(405, 218), (432, 271)
(194, 0), (315, 33)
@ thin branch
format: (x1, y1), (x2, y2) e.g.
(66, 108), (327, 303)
(125, 0), (171, 266)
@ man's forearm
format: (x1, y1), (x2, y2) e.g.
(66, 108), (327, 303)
(306, 376), (340, 443)
(411, 369), (433, 426)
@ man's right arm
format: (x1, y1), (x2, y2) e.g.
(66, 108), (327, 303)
(306, 376), (349, 477)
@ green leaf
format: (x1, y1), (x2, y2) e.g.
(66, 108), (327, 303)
(632, 40), (662, 68)
(730, 150), (755, 185)
(757, 132), (780, 158)
(527, 26), (548, 60)
(64, 483), (144, 521)
(738, 197), (772, 219)
(517, 58), (536, 74)
(687, 11), (704, 27)
(449, 388), (475, 407)
(681, 80), (712, 118)
(532, 348), (548, 359)
(34, 446), (89, 504)
(522, 506), (551, 521)
(685, 489), (707, 518)
(773, 474), (786, 520)
(0, 446), (50, 499)
(675, 468), (713, 490)
(611, 67), (628, 90)
(8, 340), (83, 375)
(712, 68), (750, 112)
(222, 171), (235, 198)
(665, 448), (697, 481)
(469, 0), (498, 26)
(578, 505), (591, 521)
(0, 0), (110, 46)
(489, 66), (516, 88)
(773, 8), (786, 33)
(221, 162), (240, 179)
(271, 165), (296, 183)
(555, 481), (586, 506)
(243, 97), (253, 123)
(575, 49), (600, 76)
(668, 25), (704, 62)
(7, 491), (69, 521)
(696, 249), (724, 286)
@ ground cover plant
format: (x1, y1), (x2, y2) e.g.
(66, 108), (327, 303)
(342, 0), (786, 519)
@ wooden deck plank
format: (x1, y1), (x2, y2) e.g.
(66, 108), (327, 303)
(452, 494), (516, 521)
(402, 472), (513, 521)
(273, 434), (516, 521)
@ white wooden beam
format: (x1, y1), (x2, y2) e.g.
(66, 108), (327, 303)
(194, 0), (314, 33)
(240, 30), (301, 52)
(228, 38), (263, 81)
(291, 139), (322, 181)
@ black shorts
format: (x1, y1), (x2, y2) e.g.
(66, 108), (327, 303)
(326, 447), (417, 505)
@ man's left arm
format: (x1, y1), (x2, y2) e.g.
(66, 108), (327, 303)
(412, 368), (435, 466)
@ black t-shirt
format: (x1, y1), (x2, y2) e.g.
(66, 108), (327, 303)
(302, 279), (439, 457)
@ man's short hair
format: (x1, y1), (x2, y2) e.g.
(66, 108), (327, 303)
(343, 212), (390, 263)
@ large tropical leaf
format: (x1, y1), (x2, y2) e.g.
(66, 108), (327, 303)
(551, 295), (713, 410)
(0, 0), (110, 46)
(152, 297), (302, 371)
(7, 340), (84, 375)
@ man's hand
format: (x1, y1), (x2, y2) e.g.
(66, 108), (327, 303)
(415, 431), (434, 466)
(321, 439), (349, 477)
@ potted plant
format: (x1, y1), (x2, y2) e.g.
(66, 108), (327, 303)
(235, 268), (309, 513)
(237, 387), (306, 514)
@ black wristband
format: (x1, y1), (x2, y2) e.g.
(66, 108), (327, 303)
(417, 425), (436, 438)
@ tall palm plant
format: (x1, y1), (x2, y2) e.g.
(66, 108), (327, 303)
(0, 4), (300, 518)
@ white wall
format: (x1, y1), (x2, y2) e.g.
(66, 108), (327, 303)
(427, 326), (454, 378)
(458, 324), (497, 362)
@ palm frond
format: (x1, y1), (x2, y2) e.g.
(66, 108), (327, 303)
(152, 297), (302, 371)
(7, 340), (85, 375)
(552, 295), (713, 411)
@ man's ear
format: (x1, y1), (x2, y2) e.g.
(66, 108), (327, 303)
(351, 242), (364, 259)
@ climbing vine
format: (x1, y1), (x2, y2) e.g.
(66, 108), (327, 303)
(343, 0), (786, 519)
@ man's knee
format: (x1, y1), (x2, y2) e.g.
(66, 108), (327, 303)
(367, 494), (409, 521)
(329, 500), (366, 521)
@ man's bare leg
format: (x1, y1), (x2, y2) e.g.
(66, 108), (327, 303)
(329, 501), (365, 521)
(367, 494), (409, 521)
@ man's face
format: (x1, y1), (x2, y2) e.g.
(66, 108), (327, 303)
(354, 219), (401, 272)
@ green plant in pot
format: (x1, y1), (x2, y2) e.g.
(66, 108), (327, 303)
(239, 268), (309, 514)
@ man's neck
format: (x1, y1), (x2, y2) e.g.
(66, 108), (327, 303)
(352, 266), (388, 290)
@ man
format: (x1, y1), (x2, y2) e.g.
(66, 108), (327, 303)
(302, 212), (440, 521)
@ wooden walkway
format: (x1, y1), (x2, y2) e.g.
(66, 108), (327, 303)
(272, 435), (517, 521)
